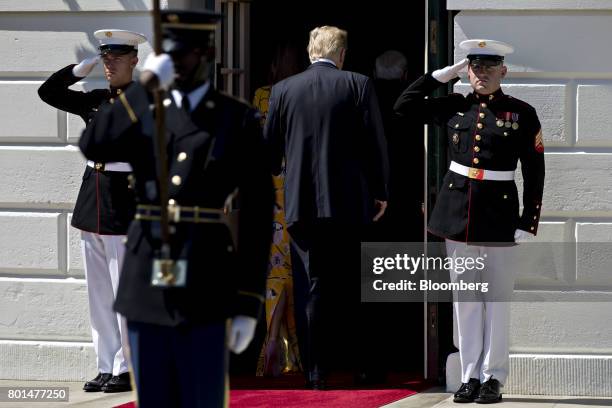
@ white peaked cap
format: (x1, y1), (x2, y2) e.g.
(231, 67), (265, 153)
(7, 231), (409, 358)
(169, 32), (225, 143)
(94, 29), (148, 47)
(459, 39), (514, 57)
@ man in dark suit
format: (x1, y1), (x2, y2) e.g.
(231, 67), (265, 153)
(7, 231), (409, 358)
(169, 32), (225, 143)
(79, 9), (273, 407)
(38, 29), (146, 393)
(394, 39), (545, 404)
(264, 25), (389, 389)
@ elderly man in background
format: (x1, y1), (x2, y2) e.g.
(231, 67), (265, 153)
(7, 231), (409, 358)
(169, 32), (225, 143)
(373, 50), (424, 242)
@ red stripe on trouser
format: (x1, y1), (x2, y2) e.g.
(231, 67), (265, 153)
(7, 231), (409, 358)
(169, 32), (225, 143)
(96, 171), (101, 234)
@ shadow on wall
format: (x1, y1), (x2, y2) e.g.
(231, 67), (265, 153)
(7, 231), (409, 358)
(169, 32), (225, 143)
(62, 0), (150, 11)
(455, 12), (612, 73)
(0, 17), (152, 79)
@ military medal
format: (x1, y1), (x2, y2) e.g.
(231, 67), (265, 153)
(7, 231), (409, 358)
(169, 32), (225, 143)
(504, 111), (512, 128)
(512, 113), (519, 130)
(452, 133), (459, 144)
(496, 119), (504, 127)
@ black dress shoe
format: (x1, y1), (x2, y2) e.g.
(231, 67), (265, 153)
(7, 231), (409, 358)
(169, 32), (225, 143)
(453, 378), (481, 403)
(83, 372), (112, 392)
(475, 378), (502, 404)
(101, 372), (132, 393)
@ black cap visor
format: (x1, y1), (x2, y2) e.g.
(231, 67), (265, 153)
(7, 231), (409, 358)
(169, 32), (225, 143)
(99, 44), (137, 56)
(467, 54), (504, 66)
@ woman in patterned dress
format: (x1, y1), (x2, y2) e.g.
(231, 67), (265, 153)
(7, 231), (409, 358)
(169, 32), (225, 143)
(253, 44), (303, 377)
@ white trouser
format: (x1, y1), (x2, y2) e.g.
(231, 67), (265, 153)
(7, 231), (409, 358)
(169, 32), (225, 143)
(445, 240), (517, 385)
(81, 230), (129, 376)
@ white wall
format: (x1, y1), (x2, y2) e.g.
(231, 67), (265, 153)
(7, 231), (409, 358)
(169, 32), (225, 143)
(448, 0), (612, 396)
(0, 0), (153, 381)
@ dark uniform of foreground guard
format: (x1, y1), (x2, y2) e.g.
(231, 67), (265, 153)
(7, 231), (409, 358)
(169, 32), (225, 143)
(39, 29), (146, 393)
(79, 9), (273, 408)
(394, 40), (544, 404)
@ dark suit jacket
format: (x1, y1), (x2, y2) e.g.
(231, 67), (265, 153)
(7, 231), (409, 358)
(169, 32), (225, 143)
(79, 82), (273, 326)
(264, 61), (389, 226)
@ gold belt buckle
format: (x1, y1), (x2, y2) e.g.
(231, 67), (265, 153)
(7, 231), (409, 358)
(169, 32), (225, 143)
(468, 167), (484, 180)
(94, 162), (105, 171)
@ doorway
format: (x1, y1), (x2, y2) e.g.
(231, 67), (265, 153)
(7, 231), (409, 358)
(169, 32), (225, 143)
(248, 1), (425, 94)
(226, 0), (434, 383)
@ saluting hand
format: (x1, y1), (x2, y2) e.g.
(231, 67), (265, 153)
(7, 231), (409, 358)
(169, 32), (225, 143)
(432, 58), (469, 84)
(72, 56), (100, 78)
(228, 315), (258, 354)
(141, 53), (175, 91)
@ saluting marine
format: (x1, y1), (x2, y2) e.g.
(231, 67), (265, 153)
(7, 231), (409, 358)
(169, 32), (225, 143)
(79, 9), (273, 408)
(38, 29), (147, 393)
(394, 40), (545, 404)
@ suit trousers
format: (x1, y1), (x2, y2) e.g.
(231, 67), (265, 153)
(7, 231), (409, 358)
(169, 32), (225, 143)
(445, 240), (517, 385)
(127, 320), (228, 408)
(81, 230), (129, 375)
(289, 219), (362, 380)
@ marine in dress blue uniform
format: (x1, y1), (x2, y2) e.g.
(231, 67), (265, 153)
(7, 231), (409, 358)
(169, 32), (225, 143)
(394, 39), (545, 404)
(38, 29), (147, 393)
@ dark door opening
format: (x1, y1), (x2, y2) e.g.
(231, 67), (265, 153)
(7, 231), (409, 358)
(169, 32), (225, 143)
(249, 1), (425, 94)
(230, 0), (430, 383)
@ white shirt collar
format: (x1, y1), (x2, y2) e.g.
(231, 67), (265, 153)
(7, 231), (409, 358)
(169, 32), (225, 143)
(312, 58), (337, 67)
(171, 81), (210, 112)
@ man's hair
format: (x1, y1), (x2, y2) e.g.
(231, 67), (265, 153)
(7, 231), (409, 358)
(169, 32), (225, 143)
(374, 50), (407, 80)
(307, 26), (347, 63)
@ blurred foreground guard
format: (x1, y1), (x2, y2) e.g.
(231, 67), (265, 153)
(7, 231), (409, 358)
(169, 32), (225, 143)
(79, 9), (273, 407)
(38, 29), (146, 393)
(394, 40), (545, 404)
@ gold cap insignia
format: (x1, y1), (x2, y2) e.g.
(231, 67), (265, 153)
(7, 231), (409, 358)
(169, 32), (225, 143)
(105, 31), (113, 38)
(168, 14), (180, 23)
(478, 41), (486, 48)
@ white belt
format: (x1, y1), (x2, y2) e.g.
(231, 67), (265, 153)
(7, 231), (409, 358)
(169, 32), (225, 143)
(449, 161), (514, 181)
(87, 160), (132, 172)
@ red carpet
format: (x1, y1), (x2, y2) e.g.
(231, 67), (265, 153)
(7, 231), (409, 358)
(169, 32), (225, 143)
(230, 389), (416, 408)
(115, 372), (427, 408)
(116, 390), (416, 408)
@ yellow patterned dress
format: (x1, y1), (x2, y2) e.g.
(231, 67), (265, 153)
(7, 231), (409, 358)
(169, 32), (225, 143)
(253, 86), (301, 376)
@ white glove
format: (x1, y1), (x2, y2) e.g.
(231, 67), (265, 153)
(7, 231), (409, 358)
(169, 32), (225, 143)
(143, 53), (175, 90)
(228, 315), (257, 354)
(514, 229), (535, 242)
(432, 58), (469, 83)
(72, 56), (100, 78)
